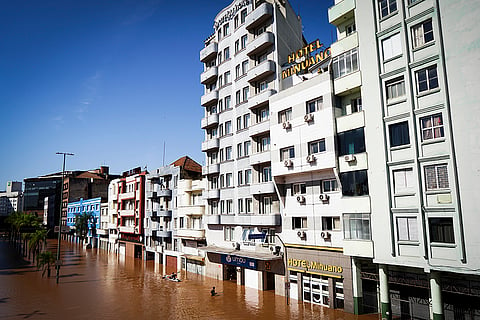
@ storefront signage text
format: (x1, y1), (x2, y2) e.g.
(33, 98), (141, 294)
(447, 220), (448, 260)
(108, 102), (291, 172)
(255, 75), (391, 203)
(221, 254), (257, 270)
(288, 258), (343, 274)
(214, 0), (250, 31)
(282, 39), (331, 79)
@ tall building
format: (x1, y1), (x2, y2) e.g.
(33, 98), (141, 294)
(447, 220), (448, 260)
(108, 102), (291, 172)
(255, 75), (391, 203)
(144, 156), (204, 274)
(24, 174), (63, 228)
(200, 0), (305, 290)
(0, 181), (23, 225)
(329, 0), (480, 319)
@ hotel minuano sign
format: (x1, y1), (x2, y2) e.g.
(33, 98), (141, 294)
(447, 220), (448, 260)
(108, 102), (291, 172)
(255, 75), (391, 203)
(288, 258), (343, 274)
(282, 39), (331, 79)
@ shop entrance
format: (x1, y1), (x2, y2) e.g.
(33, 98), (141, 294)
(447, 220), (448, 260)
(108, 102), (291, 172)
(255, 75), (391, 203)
(302, 274), (330, 306)
(224, 265), (237, 281)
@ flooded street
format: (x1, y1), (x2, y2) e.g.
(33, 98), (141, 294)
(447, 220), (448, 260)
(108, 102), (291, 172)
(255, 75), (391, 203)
(0, 239), (378, 320)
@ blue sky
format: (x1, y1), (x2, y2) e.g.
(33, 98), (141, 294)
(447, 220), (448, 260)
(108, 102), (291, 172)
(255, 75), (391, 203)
(0, 0), (335, 188)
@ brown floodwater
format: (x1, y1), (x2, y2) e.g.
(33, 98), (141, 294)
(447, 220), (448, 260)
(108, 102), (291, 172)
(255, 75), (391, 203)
(0, 239), (379, 320)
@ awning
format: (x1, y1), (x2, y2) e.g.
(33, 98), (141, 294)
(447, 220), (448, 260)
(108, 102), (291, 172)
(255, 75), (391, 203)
(199, 245), (282, 261)
(183, 254), (205, 263)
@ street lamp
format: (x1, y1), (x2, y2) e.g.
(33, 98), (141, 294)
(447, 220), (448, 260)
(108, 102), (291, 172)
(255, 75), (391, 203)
(55, 152), (74, 284)
(274, 234), (290, 305)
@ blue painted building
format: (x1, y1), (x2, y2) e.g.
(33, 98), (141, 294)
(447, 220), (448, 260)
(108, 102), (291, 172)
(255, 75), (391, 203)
(67, 197), (101, 244)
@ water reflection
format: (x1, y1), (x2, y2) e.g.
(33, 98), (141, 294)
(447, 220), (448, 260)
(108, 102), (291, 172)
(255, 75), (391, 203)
(0, 240), (378, 320)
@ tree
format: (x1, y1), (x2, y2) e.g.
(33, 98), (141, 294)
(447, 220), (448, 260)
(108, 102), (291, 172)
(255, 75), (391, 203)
(29, 229), (49, 261)
(6, 212), (41, 256)
(75, 213), (93, 245)
(36, 251), (56, 278)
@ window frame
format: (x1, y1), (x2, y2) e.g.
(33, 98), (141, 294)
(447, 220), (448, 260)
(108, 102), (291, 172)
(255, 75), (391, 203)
(389, 121), (410, 148)
(416, 65), (439, 93)
(308, 139), (326, 155)
(420, 113), (444, 141)
(343, 213), (371, 240)
(412, 19), (434, 49)
(424, 164), (449, 191)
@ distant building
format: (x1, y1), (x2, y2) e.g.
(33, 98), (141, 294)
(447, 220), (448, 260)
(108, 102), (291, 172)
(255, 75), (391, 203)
(66, 197), (101, 246)
(24, 174), (63, 227)
(0, 181), (23, 226)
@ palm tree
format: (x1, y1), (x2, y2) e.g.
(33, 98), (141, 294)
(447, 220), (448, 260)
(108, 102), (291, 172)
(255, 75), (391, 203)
(36, 251), (56, 278)
(75, 213), (92, 245)
(29, 229), (49, 261)
(6, 212), (41, 255)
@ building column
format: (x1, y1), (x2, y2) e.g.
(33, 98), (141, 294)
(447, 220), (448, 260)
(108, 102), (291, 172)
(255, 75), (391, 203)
(352, 259), (364, 314)
(379, 264), (391, 320)
(430, 272), (444, 320)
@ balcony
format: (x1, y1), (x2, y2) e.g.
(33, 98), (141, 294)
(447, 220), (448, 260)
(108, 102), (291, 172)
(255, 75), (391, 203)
(158, 189), (172, 198)
(118, 209), (135, 217)
(247, 32), (275, 57)
(249, 151), (271, 166)
(201, 113), (219, 129)
(119, 226), (135, 234)
(220, 213), (281, 226)
(328, 0), (355, 26)
(96, 229), (108, 236)
(245, 2), (273, 30)
(202, 163), (220, 175)
(201, 138), (220, 152)
(248, 89), (276, 109)
(177, 205), (205, 216)
(118, 192), (135, 200)
(205, 214), (221, 225)
(200, 41), (218, 62)
(146, 191), (157, 199)
(249, 120), (270, 137)
(175, 229), (205, 240)
(247, 60), (276, 83)
(200, 67), (218, 84)
(153, 230), (172, 238)
(204, 189), (220, 199)
(250, 181), (275, 195)
(334, 71), (362, 95)
(201, 90), (219, 107)
(152, 209), (172, 218)
(331, 32), (358, 57)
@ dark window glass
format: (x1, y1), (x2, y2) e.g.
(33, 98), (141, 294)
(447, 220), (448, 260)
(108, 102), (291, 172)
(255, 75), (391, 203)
(429, 218), (455, 243)
(339, 170), (369, 196)
(389, 121), (410, 147)
(337, 128), (366, 156)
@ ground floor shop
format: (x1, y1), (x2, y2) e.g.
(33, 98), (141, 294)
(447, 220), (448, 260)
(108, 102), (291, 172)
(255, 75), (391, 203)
(117, 238), (143, 259)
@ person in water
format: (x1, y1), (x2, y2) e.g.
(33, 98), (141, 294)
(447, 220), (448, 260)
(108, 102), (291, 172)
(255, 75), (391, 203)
(170, 272), (176, 280)
(210, 286), (216, 296)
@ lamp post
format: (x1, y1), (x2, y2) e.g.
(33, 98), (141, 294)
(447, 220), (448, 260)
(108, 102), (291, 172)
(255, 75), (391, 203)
(55, 152), (74, 284)
(274, 234), (289, 305)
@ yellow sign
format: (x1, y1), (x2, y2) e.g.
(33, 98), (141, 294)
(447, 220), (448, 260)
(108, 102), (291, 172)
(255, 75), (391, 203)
(282, 39), (331, 79)
(288, 258), (343, 274)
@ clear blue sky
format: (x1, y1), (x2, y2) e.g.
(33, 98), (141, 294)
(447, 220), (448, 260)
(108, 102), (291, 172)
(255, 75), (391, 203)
(0, 0), (335, 188)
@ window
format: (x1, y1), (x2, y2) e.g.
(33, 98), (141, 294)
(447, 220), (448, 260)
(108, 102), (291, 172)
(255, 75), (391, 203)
(308, 139), (326, 154)
(307, 97), (323, 113)
(240, 9), (247, 24)
(245, 169), (252, 184)
(220, 200), (225, 213)
(223, 23), (230, 36)
(257, 51), (268, 64)
(340, 170), (369, 196)
(226, 199), (233, 213)
(351, 97), (362, 112)
(322, 179), (338, 192)
(242, 60), (249, 74)
(238, 199), (244, 213)
(244, 141), (251, 156)
(235, 64), (241, 78)
(234, 15), (239, 29)
(258, 107), (269, 122)
(242, 87), (249, 101)
(225, 96), (231, 109)
(322, 217), (341, 231)
(278, 108), (292, 123)
(224, 226), (234, 241)
(235, 40), (240, 53)
(382, 33), (402, 61)
(225, 121), (232, 135)
(237, 143), (243, 158)
(236, 117), (242, 131)
(241, 35), (247, 49)
(237, 171), (244, 186)
(256, 25), (266, 36)
(280, 146), (295, 160)
(261, 166), (272, 182)
(225, 173), (233, 188)
(416, 65), (438, 93)
(389, 121), (410, 147)
(386, 77), (406, 102)
(219, 124), (224, 137)
(225, 146), (232, 160)
(292, 217), (307, 229)
(236, 90), (241, 105)
(243, 114), (250, 128)
(397, 217), (418, 241)
(256, 81), (268, 93)
(343, 213), (371, 240)
(217, 52), (222, 65)
(412, 19), (434, 49)
(379, 0), (397, 18)
(224, 71), (231, 84)
(218, 75), (223, 87)
(224, 47), (230, 60)
(292, 183), (306, 195)
(393, 168), (415, 194)
(260, 196), (272, 214)
(210, 200), (218, 215)
(245, 198), (252, 213)
(332, 48), (358, 79)
(218, 99), (223, 112)
(217, 29), (221, 40)
(420, 113), (444, 141)
(425, 164), (449, 190)
(337, 128), (365, 156)
(429, 218), (454, 244)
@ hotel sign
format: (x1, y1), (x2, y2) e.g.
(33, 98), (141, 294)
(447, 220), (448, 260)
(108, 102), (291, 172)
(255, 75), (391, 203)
(221, 254), (257, 270)
(288, 258), (343, 274)
(282, 39), (331, 79)
(214, 0), (250, 31)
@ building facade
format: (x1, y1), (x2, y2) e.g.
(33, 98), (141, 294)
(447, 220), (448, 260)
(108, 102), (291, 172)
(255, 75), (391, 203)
(329, 0), (480, 319)
(0, 181), (23, 219)
(66, 197), (101, 246)
(200, 0), (304, 291)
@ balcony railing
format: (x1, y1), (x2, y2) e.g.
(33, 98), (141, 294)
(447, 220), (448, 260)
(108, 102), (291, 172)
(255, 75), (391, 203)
(201, 90), (219, 107)
(201, 113), (219, 129)
(247, 32), (275, 57)
(245, 2), (273, 30)
(247, 60), (275, 83)
(201, 138), (220, 152)
(200, 67), (218, 84)
(200, 42), (218, 62)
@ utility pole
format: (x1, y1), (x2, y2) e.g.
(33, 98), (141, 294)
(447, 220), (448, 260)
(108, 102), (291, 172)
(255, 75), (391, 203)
(275, 234), (290, 305)
(55, 152), (74, 284)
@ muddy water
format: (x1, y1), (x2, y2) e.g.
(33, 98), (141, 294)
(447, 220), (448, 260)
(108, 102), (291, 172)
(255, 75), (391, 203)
(0, 240), (378, 320)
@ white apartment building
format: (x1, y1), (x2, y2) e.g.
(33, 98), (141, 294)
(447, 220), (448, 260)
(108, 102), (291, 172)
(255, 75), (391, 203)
(97, 202), (110, 251)
(200, 0), (304, 291)
(144, 156), (204, 275)
(0, 181), (23, 217)
(329, 0), (480, 319)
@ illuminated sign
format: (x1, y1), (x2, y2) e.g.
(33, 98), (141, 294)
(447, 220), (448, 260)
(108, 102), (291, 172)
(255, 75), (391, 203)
(214, 0), (250, 31)
(288, 258), (343, 274)
(282, 39), (331, 79)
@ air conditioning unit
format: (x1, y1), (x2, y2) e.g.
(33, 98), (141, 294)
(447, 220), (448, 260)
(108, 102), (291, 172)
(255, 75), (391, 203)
(321, 231), (331, 239)
(284, 159), (293, 167)
(270, 245), (281, 255)
(282, 121), (291, 129)
(304, 113), (314, 122)
(296, 195), (305, 203)
(297, 230), (306, 238)
(344, 154), (356, 162)
(232, 242), (240, 250)
(306, 154), (316, 163)
(319, 194), (330, 201)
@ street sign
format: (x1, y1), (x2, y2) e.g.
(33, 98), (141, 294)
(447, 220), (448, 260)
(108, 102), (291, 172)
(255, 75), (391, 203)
(54, 226), (70, 233)
(248, 233), (266, 240)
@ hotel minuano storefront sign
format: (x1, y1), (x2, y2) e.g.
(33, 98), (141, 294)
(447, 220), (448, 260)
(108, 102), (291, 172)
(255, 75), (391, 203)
(288, 258), (343, 275)
(282, 39), (331, 79)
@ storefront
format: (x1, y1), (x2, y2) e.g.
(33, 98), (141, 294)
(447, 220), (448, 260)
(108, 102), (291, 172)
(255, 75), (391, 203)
(285, 244), (354, 313)
(182, 254), (205, 275)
